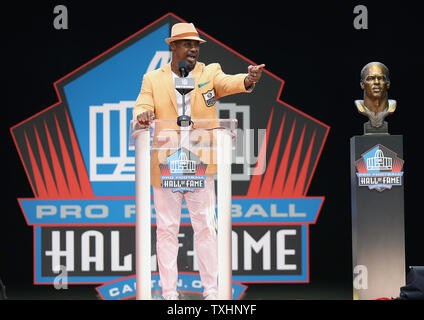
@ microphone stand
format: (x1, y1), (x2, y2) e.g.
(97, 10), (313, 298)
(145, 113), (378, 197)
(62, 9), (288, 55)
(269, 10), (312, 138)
(175, 62), (195, 166)
(176, 62), (193, 127)
(178, 90), (192, 163)
(177, 91), (191, 127)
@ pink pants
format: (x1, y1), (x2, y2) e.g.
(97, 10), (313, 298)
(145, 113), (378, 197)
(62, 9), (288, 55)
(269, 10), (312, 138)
(153, 175), (218, 299)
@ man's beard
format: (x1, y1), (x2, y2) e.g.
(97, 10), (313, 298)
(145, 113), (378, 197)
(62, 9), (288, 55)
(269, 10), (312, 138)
(187, 61), (195, 72)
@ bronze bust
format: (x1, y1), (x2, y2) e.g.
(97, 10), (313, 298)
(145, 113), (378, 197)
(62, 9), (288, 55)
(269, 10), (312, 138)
(355, 62), (396, 134)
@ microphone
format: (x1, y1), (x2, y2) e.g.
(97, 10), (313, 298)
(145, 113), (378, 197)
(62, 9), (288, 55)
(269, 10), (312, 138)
(178, 61), (189, 78)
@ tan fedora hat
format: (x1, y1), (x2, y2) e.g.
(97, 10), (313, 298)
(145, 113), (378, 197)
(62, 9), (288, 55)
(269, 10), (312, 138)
(165, 23), (206, 45)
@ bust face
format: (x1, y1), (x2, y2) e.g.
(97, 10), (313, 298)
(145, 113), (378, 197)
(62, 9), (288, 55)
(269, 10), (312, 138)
(360, 64), (390, 99)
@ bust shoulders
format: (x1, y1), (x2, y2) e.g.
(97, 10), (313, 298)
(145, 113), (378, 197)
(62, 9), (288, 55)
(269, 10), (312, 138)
(355, 99), (397, 114)
(355, 99), (397, 128)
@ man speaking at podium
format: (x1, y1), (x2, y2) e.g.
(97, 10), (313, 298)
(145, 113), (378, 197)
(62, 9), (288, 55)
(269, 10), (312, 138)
(133, 22), (264, 300)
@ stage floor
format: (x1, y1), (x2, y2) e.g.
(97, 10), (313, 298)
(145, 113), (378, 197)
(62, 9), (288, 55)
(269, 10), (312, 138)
(3, 282), (353, 300)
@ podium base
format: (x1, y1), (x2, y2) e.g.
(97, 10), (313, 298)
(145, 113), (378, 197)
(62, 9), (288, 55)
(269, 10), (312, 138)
(177, 115), (192, 127)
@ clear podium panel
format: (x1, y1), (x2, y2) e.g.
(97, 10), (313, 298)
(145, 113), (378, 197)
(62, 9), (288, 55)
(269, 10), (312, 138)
(131, 119), (237, 300)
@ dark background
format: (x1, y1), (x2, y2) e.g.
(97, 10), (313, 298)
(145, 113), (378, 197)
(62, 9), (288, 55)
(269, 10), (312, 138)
(4, 0), (423, 300)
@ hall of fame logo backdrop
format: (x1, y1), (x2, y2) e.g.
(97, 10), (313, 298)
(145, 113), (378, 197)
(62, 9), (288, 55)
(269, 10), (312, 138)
(11, 13), (329, 299)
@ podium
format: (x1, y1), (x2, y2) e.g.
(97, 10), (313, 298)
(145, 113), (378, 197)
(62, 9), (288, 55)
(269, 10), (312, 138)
(350, 134), (405, 299)
(131, 119), (237, 300)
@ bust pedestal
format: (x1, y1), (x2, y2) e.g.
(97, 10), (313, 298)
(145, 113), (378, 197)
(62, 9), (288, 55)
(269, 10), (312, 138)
(363, 121), (389, 135)
(350, 134), (405, 300)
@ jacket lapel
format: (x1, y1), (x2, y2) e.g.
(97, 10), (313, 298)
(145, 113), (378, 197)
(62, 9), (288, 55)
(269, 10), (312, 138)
(162, 63), (178, 114)
(190, 62), (205, 117)
(190, 62), (203, 115)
